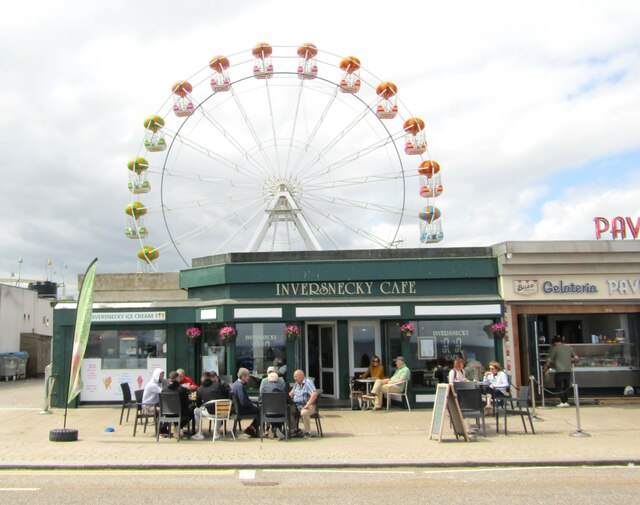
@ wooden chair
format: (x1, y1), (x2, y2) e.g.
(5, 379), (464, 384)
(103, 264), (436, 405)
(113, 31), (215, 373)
(200, 399), (234, 442)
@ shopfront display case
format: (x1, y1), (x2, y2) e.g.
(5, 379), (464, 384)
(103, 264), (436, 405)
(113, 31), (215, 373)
(563, 343), (639, 389)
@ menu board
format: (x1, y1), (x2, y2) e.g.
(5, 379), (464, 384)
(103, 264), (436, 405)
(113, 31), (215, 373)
(429, 383), (469, 442)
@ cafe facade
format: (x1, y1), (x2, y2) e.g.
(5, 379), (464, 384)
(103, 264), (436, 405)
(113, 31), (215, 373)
(51, 240), (640, 408)
(51, 247), (504, 407)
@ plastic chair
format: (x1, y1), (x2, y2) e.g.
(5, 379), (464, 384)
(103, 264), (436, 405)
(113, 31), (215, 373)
(156, 391), (182, 442)
(200, 399), (234, 442)
(260, 392), (290, 441)
(231, 394), (258, 440)
(119, 382), (136, 424)
(455, 385), (486, 436)
(496, 386), (535, 435)
(385, 380), (411, 411)
(133, 389), (156, 437)
(310, 389), (323, 437)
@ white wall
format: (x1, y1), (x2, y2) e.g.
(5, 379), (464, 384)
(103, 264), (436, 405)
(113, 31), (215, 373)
(0, 284), (53, 353)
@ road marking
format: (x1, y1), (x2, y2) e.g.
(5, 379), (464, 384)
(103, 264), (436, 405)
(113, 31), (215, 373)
(0, 469), (234, 476)
(239, 470), (256, 480)
(422, 465), (635, 475)
(0, 488), (39, 492)
(265, 469), (415, 475)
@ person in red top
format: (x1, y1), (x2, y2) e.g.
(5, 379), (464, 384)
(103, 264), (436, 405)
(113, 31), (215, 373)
(177, 368), (198, 391)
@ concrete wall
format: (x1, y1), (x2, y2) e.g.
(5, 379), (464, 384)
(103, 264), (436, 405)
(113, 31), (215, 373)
(80, 273), (188, 303)
(0, 284), (53, 353)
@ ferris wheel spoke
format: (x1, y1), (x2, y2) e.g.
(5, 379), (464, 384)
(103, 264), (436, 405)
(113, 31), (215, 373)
(283, 78), (307, 175)
(229, 87), (276, 176)
(263, 80), (282, 176)
(304, 201), (400, 249)
(303, 130), (405, 181)
(195, 106), (273, 179)
(303, 170), (408, 190)
(305, 192), (405, 216)
(288, 86), (339, 176)
(297, 106), (371, 179)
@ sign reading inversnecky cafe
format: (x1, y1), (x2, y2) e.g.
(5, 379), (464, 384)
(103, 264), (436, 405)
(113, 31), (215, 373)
(275, 280), (417, 297)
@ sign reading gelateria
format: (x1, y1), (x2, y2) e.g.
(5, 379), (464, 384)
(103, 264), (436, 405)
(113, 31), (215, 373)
(512, 278), (640, 298)
(275, 280), (417, 297)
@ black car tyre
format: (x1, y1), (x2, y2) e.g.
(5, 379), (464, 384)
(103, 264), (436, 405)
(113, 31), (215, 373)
(49, 428), (79, 442)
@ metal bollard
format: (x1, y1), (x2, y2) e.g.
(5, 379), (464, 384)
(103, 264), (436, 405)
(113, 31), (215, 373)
(569, 376), (590, 438)
(39, 375), (56, 415)
(529, 375), (543, 422)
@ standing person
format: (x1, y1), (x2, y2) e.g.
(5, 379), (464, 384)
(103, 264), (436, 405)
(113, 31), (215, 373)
(289, 369), (318, 438)
(162, 371), (195, 437)
(363, 356), (411, 410)
(141, 368), (164, 414)
(191, 371), (230, 440)
(544, 335), (579, 407)
(231, 367), (260, 438)
(177, 368), (198, 391)
(448, 357), (469, 383)
(481, 361), (509, 413)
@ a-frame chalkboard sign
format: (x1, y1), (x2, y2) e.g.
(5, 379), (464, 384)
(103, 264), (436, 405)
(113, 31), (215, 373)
(428, 383), (469, 442)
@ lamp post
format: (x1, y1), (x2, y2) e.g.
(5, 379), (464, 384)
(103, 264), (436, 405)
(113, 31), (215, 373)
(17, 257), (23, 286)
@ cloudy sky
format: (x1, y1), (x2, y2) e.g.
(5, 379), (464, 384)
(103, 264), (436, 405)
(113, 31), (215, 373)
(1, 0), (639, 296)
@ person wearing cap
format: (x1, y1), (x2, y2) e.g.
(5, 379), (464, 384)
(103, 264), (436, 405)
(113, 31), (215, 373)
(259, 366), (285, 397)
(363, 356), (411, 410)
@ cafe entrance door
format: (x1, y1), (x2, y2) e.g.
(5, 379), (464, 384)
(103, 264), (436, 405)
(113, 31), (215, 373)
(306, 323), (337, 398)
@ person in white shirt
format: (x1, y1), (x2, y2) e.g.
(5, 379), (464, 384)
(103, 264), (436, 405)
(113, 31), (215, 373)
(482, 361), (509, 413)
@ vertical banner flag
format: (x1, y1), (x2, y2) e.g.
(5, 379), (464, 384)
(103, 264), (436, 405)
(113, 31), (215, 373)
(67, 258), (98, 404)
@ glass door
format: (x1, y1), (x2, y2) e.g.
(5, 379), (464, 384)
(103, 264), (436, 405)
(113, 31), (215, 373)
(306, 323), (337, 398)
(348, 321), (381, 376)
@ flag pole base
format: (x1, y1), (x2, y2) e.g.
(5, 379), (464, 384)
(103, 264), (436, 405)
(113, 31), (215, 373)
(569, 430), (591, 438)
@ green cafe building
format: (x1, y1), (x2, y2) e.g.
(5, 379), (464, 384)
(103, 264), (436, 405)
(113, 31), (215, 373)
(51, 247), (504, 408)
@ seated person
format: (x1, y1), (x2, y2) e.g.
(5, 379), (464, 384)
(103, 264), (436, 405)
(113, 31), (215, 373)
(481, 361), (509, 413)
(162, 371), (195, 436)
(141, 368), (164, 415)
(289, 369), (318, 438)
(360, 355), (385, 380)
(191, 371), (231, 441)
(231, 367), (260, 438)
(448, 357), (469, 383)
(273, 358), (287, 378)
(363, 356), (410, 410)
(177, 368), (198, 391)
(261, 371), (289, 439)
(259, 366), (286, 397)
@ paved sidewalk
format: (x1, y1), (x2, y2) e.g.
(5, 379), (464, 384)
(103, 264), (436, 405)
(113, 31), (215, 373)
(1, 379), (639, 469)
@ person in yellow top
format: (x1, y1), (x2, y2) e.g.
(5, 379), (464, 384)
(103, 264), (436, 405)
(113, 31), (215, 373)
(360, 355), (386, 379)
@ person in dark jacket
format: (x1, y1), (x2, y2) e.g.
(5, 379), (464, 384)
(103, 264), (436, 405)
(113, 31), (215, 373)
(230, 367), (260, 438)
(192, 371), (230, 440)
(162, 371), (195, 436)
(261, 371), (289, 439)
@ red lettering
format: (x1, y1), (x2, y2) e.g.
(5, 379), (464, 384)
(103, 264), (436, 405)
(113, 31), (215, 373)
(611, 216), (626, 239)
(594, 217), (609, 239)
(625, 217), (640, 239)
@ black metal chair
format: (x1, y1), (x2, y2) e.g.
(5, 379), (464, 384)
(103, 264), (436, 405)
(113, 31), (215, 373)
(133, 389), (156, 437)
(259, 392), (290, 441)
(119, 382), (136, 425)
(157, 391), (182, 442)
(231, 394), (259, 440)
(495, 386), (535, 435)
(454, 385), (486, 437)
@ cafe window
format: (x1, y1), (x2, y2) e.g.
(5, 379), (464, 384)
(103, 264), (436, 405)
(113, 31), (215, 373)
(86, 328), (167, 369)
(386, 319), (495, 385)
(235, 322), (286, 376)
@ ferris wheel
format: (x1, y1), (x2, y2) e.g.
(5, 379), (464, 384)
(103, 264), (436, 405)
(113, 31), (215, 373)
(125, 43), (444, 270)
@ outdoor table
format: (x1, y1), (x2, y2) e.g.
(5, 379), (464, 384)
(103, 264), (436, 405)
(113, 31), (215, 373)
(355, 378), (377, 410)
